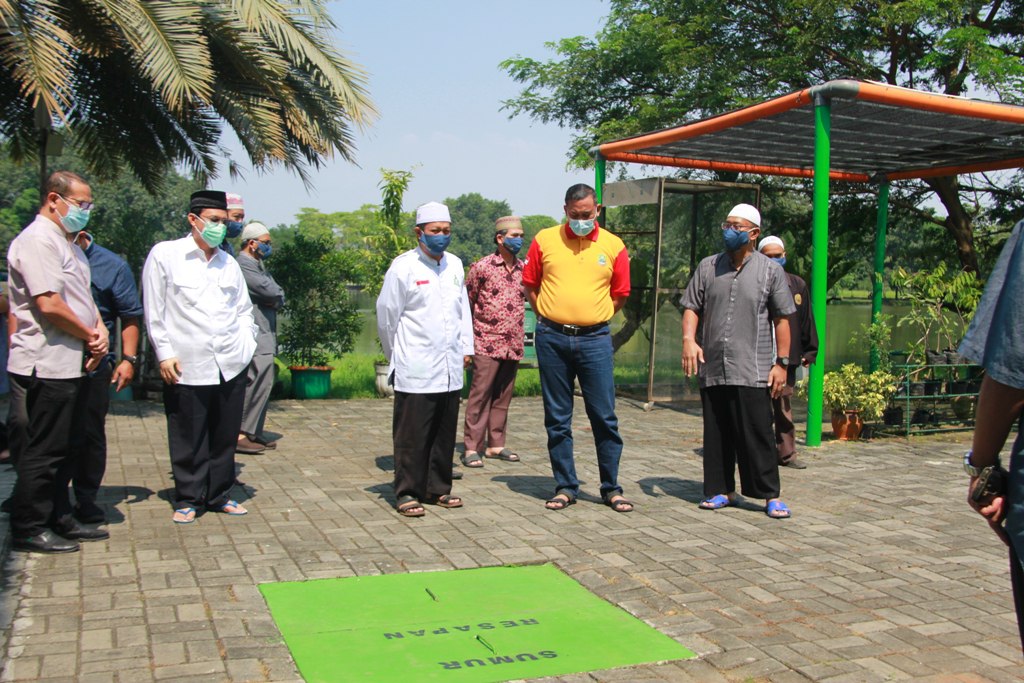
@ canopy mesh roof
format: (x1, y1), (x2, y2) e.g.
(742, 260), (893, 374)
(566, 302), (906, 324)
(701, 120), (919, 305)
(597, 80), (1024, 182)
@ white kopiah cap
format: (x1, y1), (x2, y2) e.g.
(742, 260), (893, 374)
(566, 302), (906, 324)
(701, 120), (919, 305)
(727, 203), (761, 227)
(758, 235), (785, 252)
(226, 193), (244, 210)
(240, 221), (269, 242)
(416, 201), (451, 225)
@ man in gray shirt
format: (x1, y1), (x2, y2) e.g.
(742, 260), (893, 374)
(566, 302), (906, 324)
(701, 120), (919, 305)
(681, 204), (795, 519)
(236, 222), (284, 453)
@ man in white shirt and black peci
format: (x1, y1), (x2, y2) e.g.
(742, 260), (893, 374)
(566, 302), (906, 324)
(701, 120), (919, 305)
(142, 190), (257, 525)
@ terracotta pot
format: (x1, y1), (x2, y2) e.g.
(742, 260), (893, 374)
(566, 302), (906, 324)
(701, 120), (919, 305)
(831, 409), (864, 440)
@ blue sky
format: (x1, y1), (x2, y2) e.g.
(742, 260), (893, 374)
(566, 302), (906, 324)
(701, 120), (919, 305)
(221, 0), (610, 227)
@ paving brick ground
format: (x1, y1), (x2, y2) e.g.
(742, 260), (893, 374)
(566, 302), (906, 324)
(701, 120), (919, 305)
(0, 395), (1020, 682)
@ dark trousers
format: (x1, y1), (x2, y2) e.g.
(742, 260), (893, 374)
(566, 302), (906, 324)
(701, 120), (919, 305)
(163, 371), (246, 510)
(772, 384), (797, 463)
(701, 385), (781, 500)
(8, 373), (83, 536)
(462, 356), (519, 453)
(392, 390), (459, 502)
(72, 360), (114, 504)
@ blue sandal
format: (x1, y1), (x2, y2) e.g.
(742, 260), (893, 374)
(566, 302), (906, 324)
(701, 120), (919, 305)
(698, 494), (735, 510)
(766, 500), (791, 519)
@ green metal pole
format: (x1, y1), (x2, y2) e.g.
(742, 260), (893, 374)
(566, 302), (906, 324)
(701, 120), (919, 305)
(869, 181), (890, 372)
(595, 155), (606, 203)
(806, 95), (831, 448)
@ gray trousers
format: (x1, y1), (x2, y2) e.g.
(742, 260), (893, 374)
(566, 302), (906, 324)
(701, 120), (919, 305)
(240, 354), (275, 438)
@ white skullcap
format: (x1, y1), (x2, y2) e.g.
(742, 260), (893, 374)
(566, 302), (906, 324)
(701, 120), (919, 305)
(416, 201), (451, 225)
(240, 221), (269, 242)
(758, 235), (785, 252)
(226, 193), (244, 209)
(727, 203), (761, 227)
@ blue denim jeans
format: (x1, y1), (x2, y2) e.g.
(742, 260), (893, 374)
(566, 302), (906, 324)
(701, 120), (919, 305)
(535, 322), (623, 498)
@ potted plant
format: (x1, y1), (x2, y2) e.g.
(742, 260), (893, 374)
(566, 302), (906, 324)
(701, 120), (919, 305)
(803, 364), (898, 440)
(271, 233), (362, 399)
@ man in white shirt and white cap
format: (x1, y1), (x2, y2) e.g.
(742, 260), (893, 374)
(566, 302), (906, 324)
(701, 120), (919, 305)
(376, 201), (474, 517)
(236, 221), (284, 454)
(142, 190), (257, 524)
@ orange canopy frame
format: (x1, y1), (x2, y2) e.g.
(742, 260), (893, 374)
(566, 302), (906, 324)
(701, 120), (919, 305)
(593, 79), (1024, 445)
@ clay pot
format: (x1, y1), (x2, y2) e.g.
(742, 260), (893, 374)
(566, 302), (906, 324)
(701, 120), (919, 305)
(831, 410), (864, 441)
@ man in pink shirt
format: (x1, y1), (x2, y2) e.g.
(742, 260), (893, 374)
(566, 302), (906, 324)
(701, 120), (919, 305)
(460, 216), (526, 468)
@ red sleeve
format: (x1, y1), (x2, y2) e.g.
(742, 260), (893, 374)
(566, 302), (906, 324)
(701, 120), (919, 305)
(521, 238), (544, 287)
(610, 246), (630, 298)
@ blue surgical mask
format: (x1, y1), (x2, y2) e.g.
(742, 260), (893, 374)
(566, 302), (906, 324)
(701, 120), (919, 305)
(256, 241), (272, 259)
(225, 220), (244, 238)
(722, 227), (750, 252)
(199, 218), (226, 247)
(502, 236), (523, 254)
(420, 232), (451, 257)
(569, 218), (595, 236)
(770, 256), (787, 268)
(58, 196), (91, 233)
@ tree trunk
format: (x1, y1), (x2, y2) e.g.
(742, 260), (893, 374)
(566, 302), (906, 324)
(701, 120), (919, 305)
(925, 175), (979, 273)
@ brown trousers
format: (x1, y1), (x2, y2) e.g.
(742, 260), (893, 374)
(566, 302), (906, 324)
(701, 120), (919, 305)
(772, 384), (797, 464)
(462, 356), (519, 453)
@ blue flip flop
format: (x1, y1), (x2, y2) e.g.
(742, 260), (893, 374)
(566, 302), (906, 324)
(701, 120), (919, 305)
(698, 494), (735, 510)
(766, 500), (791, 519)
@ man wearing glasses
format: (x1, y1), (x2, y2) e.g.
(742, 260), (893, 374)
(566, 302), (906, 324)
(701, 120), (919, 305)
(236, 221), (284, 454)
(7, 171), (110, 553)
(522, 184), (632, 513)
(681, 204), (796, 519)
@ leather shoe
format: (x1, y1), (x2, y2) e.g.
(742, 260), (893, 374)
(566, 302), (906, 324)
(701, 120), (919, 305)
(252, 434), (278, 449)
(236, 437), (266, 455)
(12, 530), (80, 554)
(781, 457), (808, 469)
(74, 500), (107, 524)
(53, 520), (110, 542)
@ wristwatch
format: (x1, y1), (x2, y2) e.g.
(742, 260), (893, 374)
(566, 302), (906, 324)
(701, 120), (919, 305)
(122, 353), (139, 366)
(775, 356), (790, 368)
(963, 450), (1000, 477)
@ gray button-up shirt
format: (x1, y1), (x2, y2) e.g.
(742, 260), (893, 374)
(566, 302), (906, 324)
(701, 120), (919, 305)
(681, 251), (795, 388)
(237, 252), (284, 356)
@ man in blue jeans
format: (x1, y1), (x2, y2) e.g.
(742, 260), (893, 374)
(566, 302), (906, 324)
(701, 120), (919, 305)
(521, 184), (632, 512)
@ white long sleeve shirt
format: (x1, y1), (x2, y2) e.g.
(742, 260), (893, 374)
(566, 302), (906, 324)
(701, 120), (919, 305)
(376, 247), (474, 393)
(142, 235), (257, 386)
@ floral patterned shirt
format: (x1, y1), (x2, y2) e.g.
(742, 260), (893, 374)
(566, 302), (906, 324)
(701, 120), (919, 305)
(466, 252), (525, 360)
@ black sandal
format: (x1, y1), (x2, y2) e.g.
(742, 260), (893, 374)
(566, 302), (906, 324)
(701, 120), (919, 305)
(396, 495), (425, 517)
(426, 494), (463, 508)
(604, 494), (634, 513)
(545, 493), (576, 511)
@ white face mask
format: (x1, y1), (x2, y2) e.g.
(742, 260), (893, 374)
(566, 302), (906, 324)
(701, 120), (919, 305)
(569, 218), (595, 236)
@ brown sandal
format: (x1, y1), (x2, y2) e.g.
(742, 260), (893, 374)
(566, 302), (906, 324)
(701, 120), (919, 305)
(426, 494), (463, 508)
(396, 495), (425, 517)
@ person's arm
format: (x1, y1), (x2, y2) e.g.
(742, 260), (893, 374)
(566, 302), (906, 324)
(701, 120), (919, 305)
(967, 376), (1024, 537)
(800, 280), (818, 365)
(142, 247), (180, 384)
(241, 258), (285, 305)
(521, 239), (543, 314)
(460, 284), (474, 367)
(375, 263), (404, 362)
(609, 246), (630, 314)
(524, 285), (539, 313)
(769, 316), (791, 398)
(35, 292), (101, 344)
(111, 317), (140, 391)
(681, 308), (703, 377)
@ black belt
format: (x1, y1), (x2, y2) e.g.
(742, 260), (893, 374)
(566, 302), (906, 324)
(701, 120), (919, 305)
(538, 315), (609, 336)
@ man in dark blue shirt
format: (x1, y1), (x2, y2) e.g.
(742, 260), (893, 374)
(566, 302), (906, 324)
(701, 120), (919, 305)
(72, 232), (144, 523)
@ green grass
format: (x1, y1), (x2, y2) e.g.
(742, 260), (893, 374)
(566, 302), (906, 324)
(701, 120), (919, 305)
(276, 355), (670, 400)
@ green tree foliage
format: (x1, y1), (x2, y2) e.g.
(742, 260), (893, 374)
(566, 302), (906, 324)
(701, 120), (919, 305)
(270, 232), (362, 368)
(501, 0), (1024, 274)
(0, 0), (377, 191)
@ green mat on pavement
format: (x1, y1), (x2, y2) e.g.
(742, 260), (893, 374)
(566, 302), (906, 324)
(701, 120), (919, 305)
(260, 563), (695, 682)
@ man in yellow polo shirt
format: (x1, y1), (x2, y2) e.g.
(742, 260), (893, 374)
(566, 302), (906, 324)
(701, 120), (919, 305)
(522, 184), (631, 513)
